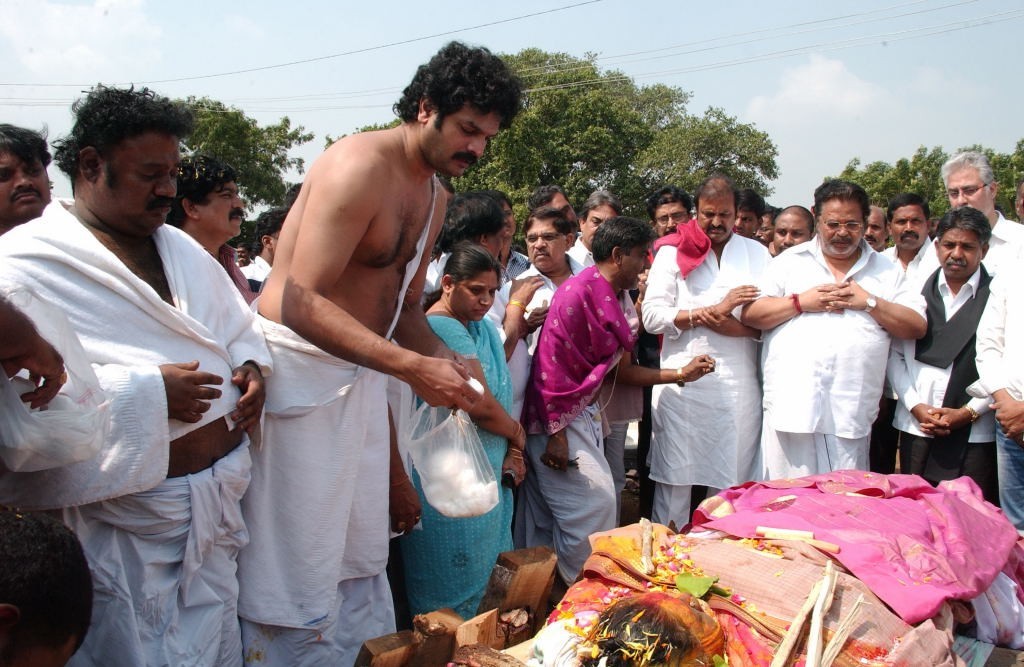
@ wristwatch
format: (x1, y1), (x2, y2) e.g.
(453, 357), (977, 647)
(865, 295), (877, 313)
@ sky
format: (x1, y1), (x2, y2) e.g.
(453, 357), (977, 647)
(1, 0), (1021, 209)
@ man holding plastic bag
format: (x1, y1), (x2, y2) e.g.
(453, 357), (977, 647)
(518, 217), (717, 585)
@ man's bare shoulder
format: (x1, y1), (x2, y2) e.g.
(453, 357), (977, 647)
(308, 127), (403, 184)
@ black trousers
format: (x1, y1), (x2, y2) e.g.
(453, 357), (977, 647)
(899, 431), (998, 505)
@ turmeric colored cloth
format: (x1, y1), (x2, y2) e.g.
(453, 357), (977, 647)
(531, 522), (958, 666)
(693, 471), (1021, 624)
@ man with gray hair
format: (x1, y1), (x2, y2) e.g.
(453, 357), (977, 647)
(567, 189), (622, 267)
(942, 150), (1024, 276)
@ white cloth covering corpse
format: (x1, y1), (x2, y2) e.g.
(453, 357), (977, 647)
(0, 201), (272, 508)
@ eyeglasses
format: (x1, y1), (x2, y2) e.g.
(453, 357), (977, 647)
(655, 210), (688, 225)
(822, 220), (864, 232)
(946, 183), (987, 199)
(526, 232), (564, 244)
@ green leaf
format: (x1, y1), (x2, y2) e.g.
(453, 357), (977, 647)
(674, 573), (718, 598)
(712, 654), (729, 666)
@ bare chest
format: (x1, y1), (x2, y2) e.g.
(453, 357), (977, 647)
(356, 186), (436, 272)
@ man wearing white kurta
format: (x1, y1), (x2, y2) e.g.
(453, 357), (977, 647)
(643, 175), (769, 525)
(742, 180), (926, 479)
(0, 87), (271, 667)
(880, 193), (939, 292)
(941, 151), (1024, 278)
(873, 193), (937, 473)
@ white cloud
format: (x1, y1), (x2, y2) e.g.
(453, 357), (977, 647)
(0, 0), (162, 80)
(746, 54), (888, 126)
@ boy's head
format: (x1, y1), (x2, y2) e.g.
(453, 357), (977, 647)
(0, 510), (92, 666)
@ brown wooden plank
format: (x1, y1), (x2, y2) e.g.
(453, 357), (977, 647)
(410, 608), (463, 666)
(476, 546), (557, 634)
(456, 608), (501, 649)
(353, 630), (416, 667)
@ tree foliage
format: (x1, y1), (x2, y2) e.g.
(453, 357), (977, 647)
(838, 141), (1024, 219)
(181, 97), (314, 209)
(453, 49), (779, 219)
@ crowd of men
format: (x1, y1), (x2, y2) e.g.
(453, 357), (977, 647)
(2, 39), (1024, 667)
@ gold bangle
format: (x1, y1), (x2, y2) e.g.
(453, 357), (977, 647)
(675, 367), (686, 387)
(509, 299), (527, 311)
(964, 405), (980, 423)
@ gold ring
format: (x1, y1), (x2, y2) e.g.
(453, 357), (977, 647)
(59, 370), (68, 384)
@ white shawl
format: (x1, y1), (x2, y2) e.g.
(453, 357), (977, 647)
(0, 202), (272, 509)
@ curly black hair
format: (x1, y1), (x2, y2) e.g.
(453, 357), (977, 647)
(167, 153), (238, 227)
(393, 41), (522, 129)
(0, 124), (50, 168)
(53, 85), (194, 179)
(0, 509), (92, 659)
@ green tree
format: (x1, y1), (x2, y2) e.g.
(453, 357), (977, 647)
(453, 49), (778, 220)
(838, 143), (1024, 219)
(182, 97), (314, 210)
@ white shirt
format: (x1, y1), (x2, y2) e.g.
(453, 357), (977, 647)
(881, 240), (940, 294)
(887, 268), (994, 441)
(643, 234), (771, 487)
(566, 239), (594, 268)
(757, 238), (926, 438)
(972, 264), (1024, 403)
(644, 234), (769, 364)
(981, 213), (1024, 278)
(240, 255), (271, 282)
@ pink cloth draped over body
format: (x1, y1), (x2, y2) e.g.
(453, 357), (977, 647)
(523, 266), (636, 435)
(694, 470), (1023, 624)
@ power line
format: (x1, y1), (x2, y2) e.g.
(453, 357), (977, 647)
(0, 0), (605, 88)
(0, 2), (1016, 113)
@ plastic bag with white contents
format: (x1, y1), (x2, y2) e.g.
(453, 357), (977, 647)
(0, 288), (109, 472)
(404, 402), (498, 518)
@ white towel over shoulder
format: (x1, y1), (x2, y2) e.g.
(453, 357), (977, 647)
(0, 202), (271, 509)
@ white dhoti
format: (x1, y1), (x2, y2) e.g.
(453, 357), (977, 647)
(238, 318), (392, 663)
(240, 572), (394, 667)
(514, 405), (617, 584)
(65, 444), (251, 667)
(761, 410), (869, 479)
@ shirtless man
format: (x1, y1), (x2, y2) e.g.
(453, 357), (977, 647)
(238, 42), (521, 665)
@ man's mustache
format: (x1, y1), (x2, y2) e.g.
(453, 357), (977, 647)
(11, 186), (40, 201)
(453, 152), (478, 166)
(229, 207), (245, 220)
(147, 197), (175, 210)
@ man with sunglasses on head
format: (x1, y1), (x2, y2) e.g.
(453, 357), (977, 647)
(942, 151), (1024, 277)
(742, 180), (926, 479)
